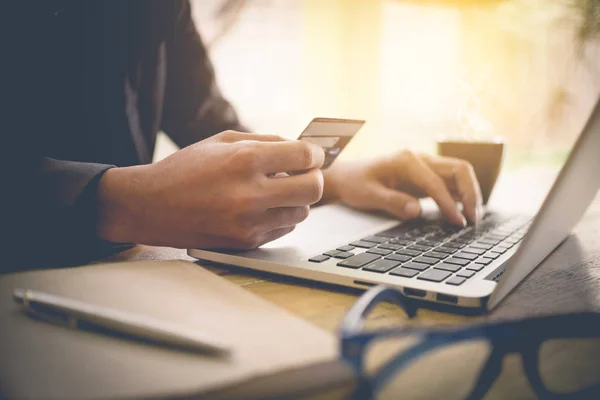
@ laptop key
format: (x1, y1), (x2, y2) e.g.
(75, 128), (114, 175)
(367, 248), (393, 256)
(402, 262), (430, 271)
(466, 263), (485, 271)
(413, 256), (439, 265)
(350, 240), (377, 249)
(389, 267), (419, 278)
(396, 249), (422, 257)
(378, 243), (403, 251)
(446, 276), (467, 286)
(309, 255), (330, 263)
(444, 242), (465, 249)
(337, 253), (381, 269)
(482, 252), (500, 260)
(409, 244), (432, 252)
(444, 257), (470, 266)
(385, 254), (412, 263)
(441, 223), (464, 234)
(337, 245), (355, 252)
(457, 270), (476, 278)
(453, 252), (478, 261)
(362, 235), (389, 244)
(481, 238), (501, 245)
(475, 258), (493, 265)
(334, 251), (354, 259)
(417, 240), (439, 247)
(424, 236), (445, 243)
(417, 269), (451, 283)
(470, 242), (494, 250)
(491, 247), (508, 254)
(434, 263), (461, 273)
(462, 247), (486, 256)
(388, 238), (413, 246)
(425, 251), (448, 260)
(422, 225), (440, 233)
(323, 250), (340, 257)
(435, 246), (457, 254)
(363, 259), (401, 273)
(478, 239), (500, 246)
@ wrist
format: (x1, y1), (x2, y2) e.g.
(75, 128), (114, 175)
(96, 165), (151, 243)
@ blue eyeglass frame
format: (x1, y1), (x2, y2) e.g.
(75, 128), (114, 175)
(339, 285), (600, 400)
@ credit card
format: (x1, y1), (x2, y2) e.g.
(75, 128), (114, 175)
(298, 117), (365, 169)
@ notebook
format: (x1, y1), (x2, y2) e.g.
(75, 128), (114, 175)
(0, 260), (354, 400)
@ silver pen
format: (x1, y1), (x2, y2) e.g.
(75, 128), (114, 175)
(13, 288), (232, 356)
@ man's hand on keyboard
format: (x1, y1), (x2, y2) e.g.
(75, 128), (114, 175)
(321, 150), (483, 226)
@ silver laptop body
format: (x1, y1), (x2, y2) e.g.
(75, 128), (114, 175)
(189, 99), (600, 311)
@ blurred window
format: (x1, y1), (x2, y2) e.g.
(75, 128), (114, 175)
(184, 0), (600, 168)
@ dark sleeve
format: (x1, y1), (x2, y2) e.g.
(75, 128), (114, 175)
(3, 158), (132, 273)
(0, 4), (134, 273)
(161, 0), (247, 148)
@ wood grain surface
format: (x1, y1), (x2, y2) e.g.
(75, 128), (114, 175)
(75, 167), (600, 399)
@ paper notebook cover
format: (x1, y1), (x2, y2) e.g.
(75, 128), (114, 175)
(0, 260), (351, 400)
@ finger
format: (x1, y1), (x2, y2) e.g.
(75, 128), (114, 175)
(250, 206), (310, 232)
(217, 130), (288, 143)
(252, 140), (325, 174)
(451, 162), (483, 224)
(403, 155), (466, 226)
(360, 183), (421, 220)
(422, 155), (483, 224)
(261, 168), (324, 207)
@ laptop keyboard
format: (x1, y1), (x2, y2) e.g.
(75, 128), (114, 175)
(308, 213), (531, 286)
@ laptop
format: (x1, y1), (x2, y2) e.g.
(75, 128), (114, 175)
(189, 98), (600, 311)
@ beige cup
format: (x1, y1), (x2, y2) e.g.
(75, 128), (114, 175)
(437, 138), (505, 204)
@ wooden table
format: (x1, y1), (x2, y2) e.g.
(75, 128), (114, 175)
(94, 167), (600, 399)
(106, 167), (600, 330)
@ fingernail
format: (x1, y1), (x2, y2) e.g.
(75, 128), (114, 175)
(404, 201), (420, 219)
(476, 206), (484, 223)
(311, 145), (325, 166)
(458, 213), (467, 227)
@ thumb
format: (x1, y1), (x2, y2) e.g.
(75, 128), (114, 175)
(366, 183), (421, 220)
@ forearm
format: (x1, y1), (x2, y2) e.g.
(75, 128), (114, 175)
(3, 158), (127, 272)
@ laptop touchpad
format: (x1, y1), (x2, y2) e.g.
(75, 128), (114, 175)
(261, 203), (400, 253)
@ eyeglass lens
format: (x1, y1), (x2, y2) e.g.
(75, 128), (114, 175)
(360, 330), (600, 399)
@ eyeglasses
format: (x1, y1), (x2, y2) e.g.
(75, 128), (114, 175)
(339, 285), (600, 400)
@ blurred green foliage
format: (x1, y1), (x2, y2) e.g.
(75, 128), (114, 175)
(571, 0), (600, 41)
(505, 146), (571, 169)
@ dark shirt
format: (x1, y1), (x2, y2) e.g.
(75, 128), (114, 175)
(2, 1), (245, 271)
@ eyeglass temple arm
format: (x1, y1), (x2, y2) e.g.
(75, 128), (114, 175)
(464, 347), (505, 400)
(340, 285), (418, 335)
